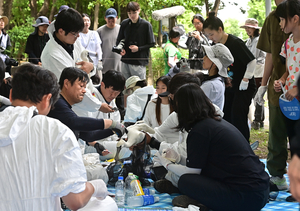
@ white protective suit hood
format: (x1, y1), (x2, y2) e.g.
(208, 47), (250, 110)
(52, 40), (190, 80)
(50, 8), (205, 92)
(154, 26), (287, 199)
(0, 106), (37, 147)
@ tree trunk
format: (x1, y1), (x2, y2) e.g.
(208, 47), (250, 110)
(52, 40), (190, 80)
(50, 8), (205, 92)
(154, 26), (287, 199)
(169, 17), (176, 29)
(205, 0), (209, 17)
(37, 0), (50, 17)
(93, 3), (99, 30)
(29, 0), (37, 19)
(2, 0), (13, 28)
(49, 0), (57, 22)
(0, 0), (3, 15)
(211, 0), (221, 14)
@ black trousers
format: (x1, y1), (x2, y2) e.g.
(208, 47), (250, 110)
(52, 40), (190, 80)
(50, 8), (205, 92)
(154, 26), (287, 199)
(223, 86), (255, 142)
(178, 174), (269, 211)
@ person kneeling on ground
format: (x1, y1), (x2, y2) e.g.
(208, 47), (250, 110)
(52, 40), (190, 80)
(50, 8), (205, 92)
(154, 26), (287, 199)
(161, 83), (269, 211)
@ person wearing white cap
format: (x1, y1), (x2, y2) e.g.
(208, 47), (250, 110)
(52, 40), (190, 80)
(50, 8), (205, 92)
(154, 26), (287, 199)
(25, 16), (50, 65)
(201, 43), (233, 110)
(0, 15), (11, 71)
(240, 18), (266, 130)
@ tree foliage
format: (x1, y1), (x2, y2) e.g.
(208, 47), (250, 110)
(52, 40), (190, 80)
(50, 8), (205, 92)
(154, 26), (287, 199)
(247, 0), (276, 27)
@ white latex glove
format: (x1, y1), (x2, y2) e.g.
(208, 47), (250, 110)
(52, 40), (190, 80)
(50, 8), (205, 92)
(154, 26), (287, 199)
(239, 80), (249, 90)
(117, 122), (155, 148)
(154, 151), (172, 169)
(162, 147), (181, 163)
(0, 95), (11, 105)
(254, 85), (267, 106)
(89, 179), (108, 200)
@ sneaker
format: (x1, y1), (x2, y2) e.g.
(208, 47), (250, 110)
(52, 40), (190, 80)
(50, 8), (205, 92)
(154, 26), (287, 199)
(251, 121), (260, 130)
(172, 195), (209, 211)
(154, 179), (180, 194)
(270, 176), (288, 191)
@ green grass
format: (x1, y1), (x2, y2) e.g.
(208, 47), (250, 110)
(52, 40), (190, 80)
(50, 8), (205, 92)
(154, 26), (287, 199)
(250, 128), (269, 159)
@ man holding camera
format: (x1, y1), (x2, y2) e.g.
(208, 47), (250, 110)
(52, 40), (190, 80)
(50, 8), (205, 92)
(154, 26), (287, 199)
(115, 1), (155, 80)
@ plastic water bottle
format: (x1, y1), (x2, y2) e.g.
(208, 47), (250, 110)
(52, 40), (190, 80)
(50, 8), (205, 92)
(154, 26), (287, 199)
(125, 173), (135, 204)
(131, 176), (144, 196)
(143, 188), (155, 195)
(115, 176), (125, 206)
(127, 195), (159, 207)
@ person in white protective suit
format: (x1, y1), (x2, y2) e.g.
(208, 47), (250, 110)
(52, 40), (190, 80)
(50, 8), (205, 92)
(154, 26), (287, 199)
(0, 64), (117, 211)
(41, 8), (112, 117)
(85, 69), (132, 160)
(127, 72), (223, 193)
(123, 75), (156, 126)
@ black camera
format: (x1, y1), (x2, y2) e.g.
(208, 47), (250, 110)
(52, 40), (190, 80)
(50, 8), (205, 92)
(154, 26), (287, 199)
(5, 58), (18, 66)
(112, 39), (125, 54)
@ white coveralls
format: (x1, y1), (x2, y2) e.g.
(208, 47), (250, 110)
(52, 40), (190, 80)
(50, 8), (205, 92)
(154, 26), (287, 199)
(124, 86), (156, 123)
(0, 106), (117, 211)
(85, 86), (132, 160)
(41, 21), (102, 117)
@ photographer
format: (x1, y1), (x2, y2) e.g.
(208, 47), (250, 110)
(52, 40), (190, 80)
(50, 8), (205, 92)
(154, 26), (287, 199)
(186, 14), (210, 73)
(115, 2), (155, 80)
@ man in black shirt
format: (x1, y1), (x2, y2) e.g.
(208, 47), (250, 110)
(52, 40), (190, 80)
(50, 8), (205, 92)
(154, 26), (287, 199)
(48, 67), (126, 155)
(116, 1), (155, 80)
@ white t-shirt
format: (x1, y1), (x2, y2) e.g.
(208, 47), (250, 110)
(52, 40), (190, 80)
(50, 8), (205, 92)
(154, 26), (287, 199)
(143, 99), (171, 128)
(79, 30), (102, 65)
(201, 76), (225, 110)
(0, 106), (87, 211)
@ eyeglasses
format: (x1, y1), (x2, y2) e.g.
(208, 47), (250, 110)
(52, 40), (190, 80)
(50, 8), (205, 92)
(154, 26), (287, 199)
(70, 32), (80, 37)
(193, 22), (202, 26)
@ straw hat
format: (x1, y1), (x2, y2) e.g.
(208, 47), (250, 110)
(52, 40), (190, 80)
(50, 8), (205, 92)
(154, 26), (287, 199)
(240, 18), (260, 29)
(202, 43), (234, 78)
(0, 16), (9, 26)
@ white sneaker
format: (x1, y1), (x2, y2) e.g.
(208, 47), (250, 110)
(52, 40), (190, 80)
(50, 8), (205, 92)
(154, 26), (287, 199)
(270, 176), (288, 191)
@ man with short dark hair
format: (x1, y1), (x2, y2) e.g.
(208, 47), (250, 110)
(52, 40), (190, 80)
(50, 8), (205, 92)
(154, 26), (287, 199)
(116, 1), (155, 80)
(0, 64), (117, 210)
(48, 67), (126, 156)
(85, 70), (131, 160)
(41, 8), (113, 118)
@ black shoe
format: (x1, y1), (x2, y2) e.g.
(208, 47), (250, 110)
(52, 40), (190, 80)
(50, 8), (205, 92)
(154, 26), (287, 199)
(251, 121), (260, 130)
(286, 195), (297, 202)
(259, 121), (264, 128)
(154, 179), (180, 194)
(139, 177), (151, 187)
(172, 195), (209, 211)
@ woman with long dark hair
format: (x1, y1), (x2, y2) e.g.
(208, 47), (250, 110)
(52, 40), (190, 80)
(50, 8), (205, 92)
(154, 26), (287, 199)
(144, 75), (173, 127)
(167, 83), (269, 211)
